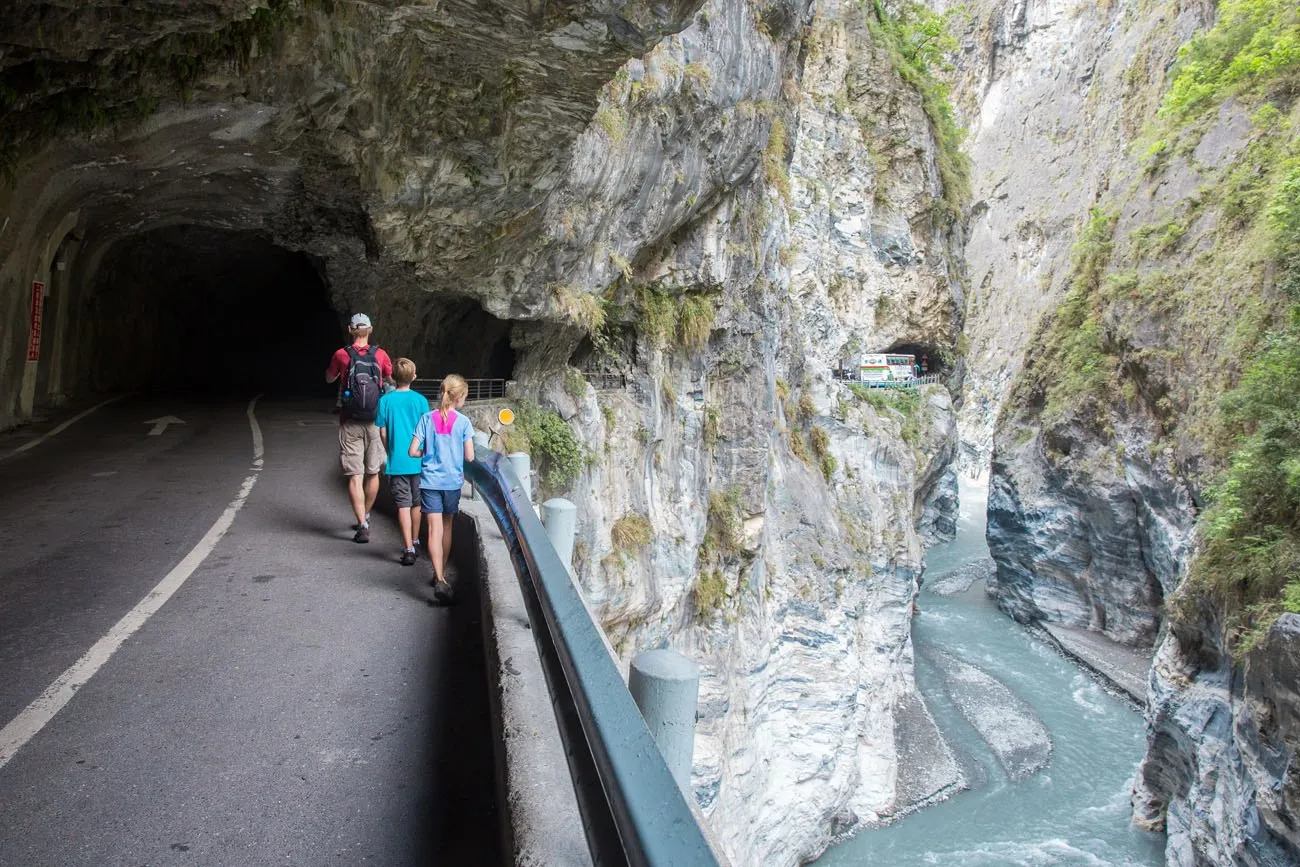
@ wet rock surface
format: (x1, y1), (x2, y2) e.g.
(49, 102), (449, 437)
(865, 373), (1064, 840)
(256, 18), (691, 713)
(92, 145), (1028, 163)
(1134, 615), (1300, 867)
(1039, 622), (1151, 705)
(923, 646), (1052, 781)
(922, 557), (992, 598)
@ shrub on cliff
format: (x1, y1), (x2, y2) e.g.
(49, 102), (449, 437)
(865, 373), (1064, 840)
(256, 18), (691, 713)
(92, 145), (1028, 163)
(503, 401), (587, 492)
(1189, 153), (1300, 650)
(1161, 0), (1300, 123)
(865, 0), (970, 216)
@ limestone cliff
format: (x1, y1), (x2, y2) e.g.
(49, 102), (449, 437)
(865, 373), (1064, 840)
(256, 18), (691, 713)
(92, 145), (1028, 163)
(943, 0), (1210, 472)
(0, 1), (965, 864)
(967, 0), (1300, 863)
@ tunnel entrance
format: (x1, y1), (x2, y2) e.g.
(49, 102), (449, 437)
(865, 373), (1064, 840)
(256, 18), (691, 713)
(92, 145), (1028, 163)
(82, 226), (340, 397)
(415, 298), (516, 383)
(884, 342), (943, 375)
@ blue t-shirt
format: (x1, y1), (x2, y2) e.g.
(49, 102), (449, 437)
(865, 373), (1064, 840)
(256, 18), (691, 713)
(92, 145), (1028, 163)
(412, 409), (474, 491)
(374, 389), (429, 476)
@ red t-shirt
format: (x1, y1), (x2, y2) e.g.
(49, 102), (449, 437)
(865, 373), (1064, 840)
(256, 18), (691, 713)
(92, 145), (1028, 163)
(327, 344), (393, 421)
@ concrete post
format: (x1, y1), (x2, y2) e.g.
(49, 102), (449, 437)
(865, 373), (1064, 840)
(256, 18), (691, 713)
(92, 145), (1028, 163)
(507, 451), (532, 502)
(541, 498), (577, 569)
(629, 649), (700, 792)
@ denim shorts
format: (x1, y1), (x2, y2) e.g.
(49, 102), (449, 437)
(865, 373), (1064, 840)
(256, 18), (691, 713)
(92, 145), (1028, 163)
(420, 487), (462, 515)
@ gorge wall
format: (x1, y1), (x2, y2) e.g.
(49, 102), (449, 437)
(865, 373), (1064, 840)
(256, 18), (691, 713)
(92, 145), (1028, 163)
(0, 1), (967, 864)
(961, 0), (1300, 864)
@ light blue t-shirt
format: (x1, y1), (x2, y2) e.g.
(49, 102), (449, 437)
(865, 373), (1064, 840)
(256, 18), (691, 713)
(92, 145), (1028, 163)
(374, 389), (429, 476)
(412, 409), (474, 491)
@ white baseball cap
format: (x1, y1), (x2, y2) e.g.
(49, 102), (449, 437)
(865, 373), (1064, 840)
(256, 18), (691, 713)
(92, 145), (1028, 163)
(350, 313), (372, 328)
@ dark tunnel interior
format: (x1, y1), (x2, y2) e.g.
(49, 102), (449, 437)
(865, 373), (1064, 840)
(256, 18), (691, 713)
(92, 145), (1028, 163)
(420, 298), (516, 382)
(884, 342), (942, 374)
(75, 225), (519, 403)
(83, 226), (341, 397)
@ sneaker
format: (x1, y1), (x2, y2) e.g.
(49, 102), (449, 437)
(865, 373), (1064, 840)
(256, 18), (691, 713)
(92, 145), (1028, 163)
(400, 549), (417, 566)
(430, 579), (456, 605)
(353, 525), (370, 544)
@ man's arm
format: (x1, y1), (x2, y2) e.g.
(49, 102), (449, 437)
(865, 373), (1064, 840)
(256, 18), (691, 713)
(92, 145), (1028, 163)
(378, 427), (388, 449)
(325, 349), (345, 384)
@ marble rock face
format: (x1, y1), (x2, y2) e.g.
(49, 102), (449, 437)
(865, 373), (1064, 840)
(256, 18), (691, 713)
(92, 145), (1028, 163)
(1134, 615), (1300, 867)
(956, 2), (1300, 865)
(1, 1), (966, 864)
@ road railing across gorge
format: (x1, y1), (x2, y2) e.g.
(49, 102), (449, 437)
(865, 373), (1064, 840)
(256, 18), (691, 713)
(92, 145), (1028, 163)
(833, 371), (943, 388)
(466, 450), (723, 867)
(582, 372), (628, 391)
(413, 378), (506, 402)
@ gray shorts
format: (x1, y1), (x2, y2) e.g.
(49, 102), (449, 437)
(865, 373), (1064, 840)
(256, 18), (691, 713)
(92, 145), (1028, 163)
(389, 474), (420, 508)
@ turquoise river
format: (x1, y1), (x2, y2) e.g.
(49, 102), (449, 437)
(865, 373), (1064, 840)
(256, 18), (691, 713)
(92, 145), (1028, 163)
(815, 480), (1167, 866)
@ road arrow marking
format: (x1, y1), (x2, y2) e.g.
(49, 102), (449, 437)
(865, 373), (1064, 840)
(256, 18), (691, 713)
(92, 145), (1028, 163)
(143, 415), (185, 436)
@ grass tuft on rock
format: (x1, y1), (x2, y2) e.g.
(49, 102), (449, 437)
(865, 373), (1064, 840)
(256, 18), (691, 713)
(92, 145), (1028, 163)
(611, 514), (653, 550)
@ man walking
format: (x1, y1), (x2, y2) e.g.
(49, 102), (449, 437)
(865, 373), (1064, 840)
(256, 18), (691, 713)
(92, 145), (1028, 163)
(326, 313), (393, 543)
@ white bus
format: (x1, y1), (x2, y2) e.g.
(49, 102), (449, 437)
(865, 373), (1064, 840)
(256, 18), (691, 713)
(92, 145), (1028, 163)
(858, 353), (916, 385)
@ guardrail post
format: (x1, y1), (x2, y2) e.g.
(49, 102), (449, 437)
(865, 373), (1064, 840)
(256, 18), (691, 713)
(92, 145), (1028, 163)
(541, 498), (577, 570)
(507, 452), (532, 502)
(629, 649), (700, 792)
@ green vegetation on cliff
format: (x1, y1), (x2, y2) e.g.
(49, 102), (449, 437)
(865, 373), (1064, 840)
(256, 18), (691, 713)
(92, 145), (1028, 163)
(1191, 135), (1300, 646)
(865, 0), (970, 217)
(1161, 0), (1300, 123)
(1015, 0), (1300, 649)
(502, 401), (587, 492)
(1158, 0), (1300, 647)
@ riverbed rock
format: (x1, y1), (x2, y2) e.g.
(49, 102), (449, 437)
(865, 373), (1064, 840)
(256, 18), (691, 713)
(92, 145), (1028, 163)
(923, 646), (1052, 780)
(923, 557), (994, 598)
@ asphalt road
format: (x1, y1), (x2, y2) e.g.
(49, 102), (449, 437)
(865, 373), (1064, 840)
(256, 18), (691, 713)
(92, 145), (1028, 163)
(0, 397), (501, 867)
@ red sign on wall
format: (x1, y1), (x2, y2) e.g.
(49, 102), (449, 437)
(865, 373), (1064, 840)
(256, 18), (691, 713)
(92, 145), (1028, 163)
(27, 281), (44, 362)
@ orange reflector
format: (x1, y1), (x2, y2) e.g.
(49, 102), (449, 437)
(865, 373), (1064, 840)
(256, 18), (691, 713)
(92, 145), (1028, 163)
(498, 408), (515, 425)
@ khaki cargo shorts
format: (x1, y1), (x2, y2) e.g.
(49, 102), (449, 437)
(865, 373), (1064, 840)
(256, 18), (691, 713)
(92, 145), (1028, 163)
(339, 420), (385, 476)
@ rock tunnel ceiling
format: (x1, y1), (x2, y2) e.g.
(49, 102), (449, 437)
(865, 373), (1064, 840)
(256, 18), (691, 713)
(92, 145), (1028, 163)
(0, 0), (728, 411)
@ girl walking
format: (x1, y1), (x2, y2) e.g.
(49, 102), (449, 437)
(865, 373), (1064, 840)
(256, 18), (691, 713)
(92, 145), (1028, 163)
(409, 374), (475, 603)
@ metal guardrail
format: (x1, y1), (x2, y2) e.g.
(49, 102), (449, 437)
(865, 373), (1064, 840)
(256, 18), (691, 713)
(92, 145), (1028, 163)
(834, 371), (942, 388)
(466, 451), (721, 867)
(413, 377), (506, 402)
(583, 372), (629, 391)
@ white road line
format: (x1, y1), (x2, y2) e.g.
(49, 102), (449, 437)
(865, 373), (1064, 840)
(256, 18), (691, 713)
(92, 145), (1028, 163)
(0, 395), (265, 771)
(3, 395), (126, 460)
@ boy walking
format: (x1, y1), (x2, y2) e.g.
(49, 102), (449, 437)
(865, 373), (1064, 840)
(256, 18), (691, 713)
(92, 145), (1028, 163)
(409, 375), (474, 604)
(375, 358), (427, 565)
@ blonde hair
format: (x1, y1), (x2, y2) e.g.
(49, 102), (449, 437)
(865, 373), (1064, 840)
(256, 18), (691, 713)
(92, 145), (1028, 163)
(439, 374), (469, 419)
(349, 325), (373, 339)
(393, 358), (417, 385)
